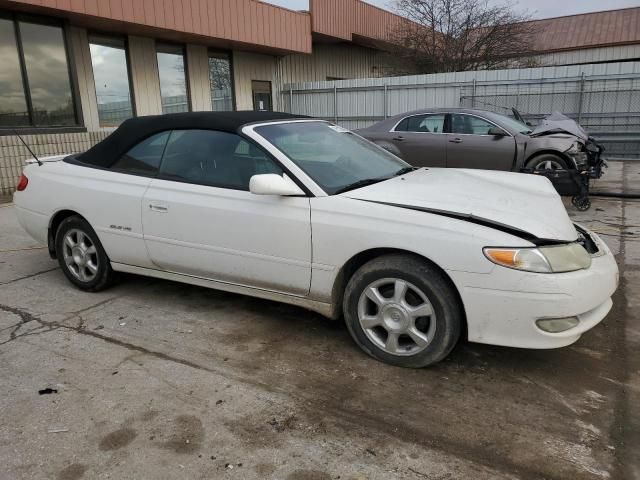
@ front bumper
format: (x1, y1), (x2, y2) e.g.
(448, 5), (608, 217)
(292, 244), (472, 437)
(447, 232), (619, 349)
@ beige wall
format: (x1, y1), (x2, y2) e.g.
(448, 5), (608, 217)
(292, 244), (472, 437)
(187, 45), (213, 111)
(128, 36), (163, 116)
(231, 42), (391, 111)
(532, 44), (640, 67)
(233, 51), (278, 110)
(70, 27), (100, 131)
(71, 30), (390, 123)
(280, 42), (387, 85)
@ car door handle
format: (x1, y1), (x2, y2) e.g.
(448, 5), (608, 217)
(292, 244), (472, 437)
(149, 202), (169, 213)
(449, 138), (463, 144)
(393, 136), (404, 142)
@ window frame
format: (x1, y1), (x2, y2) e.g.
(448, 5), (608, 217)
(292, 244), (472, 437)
(447, 113), (512, 137)
(155, 42), (191, 114)
(156, 128), (289, 192)
(392, 113), (447, 134)
(110, 130), (171, 177)
(0, 10), (84, 134)
(70, 127), (311, 196)
(88, 32), (137, 127)
(207, 49), (236, 111)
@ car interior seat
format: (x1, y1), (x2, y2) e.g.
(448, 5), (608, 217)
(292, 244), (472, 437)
(453, 115), (473, 134)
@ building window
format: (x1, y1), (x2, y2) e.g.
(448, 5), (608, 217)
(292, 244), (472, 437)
(0, 15), (78, 128)
(0, 18), (28, 126)
(156, 43), (189, 114)
(89, 35), (134, 127)
(208, 51), (234, 111)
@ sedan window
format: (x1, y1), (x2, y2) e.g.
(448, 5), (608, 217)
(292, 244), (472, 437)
(396, 114), (445, 133)
(451, 114), (503, 136)
(255, 122), (409, 195)
(159, 129), (282, 190)
(111, 131), (170, 175)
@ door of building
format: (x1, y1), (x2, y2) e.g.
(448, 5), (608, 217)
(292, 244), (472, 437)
(252, 81), (272, 111)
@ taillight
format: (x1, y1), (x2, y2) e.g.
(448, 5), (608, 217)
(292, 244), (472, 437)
(16, 174), (28, 191)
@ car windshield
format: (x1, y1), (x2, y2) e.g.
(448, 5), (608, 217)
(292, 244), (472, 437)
(255, 121), (410, 194)
(491, 113), (532, 134)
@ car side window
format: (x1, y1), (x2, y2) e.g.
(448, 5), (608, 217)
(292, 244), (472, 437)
(158, 129), (283, 190)
(451, 114), (501, 135)
(112, 131), (170, 175)
(395, 114), (445, 133)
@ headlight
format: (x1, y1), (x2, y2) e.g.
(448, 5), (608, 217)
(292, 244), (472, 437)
(484, 243), (591, 273)
(565, 142), (588, 167)
(566, 142), (582, 155)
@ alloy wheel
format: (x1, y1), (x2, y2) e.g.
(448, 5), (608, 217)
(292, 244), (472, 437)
(62, 229), (99, 282)
(534, 159), (565, 170)
(357, 278), (436, 356)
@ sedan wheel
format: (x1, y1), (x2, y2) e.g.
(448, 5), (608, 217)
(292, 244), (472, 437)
(535, 159), (564, 170)
(55, 215), (116, 292)
(62, 229), (99, 282)
(344, 254), (463, 368)
(526, 154), (569, 171)
(357, 278), (436, 356)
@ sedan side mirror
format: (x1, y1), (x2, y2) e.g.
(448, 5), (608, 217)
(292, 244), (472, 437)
(488, 127), (508, 137)
(249, 174), (305, 196)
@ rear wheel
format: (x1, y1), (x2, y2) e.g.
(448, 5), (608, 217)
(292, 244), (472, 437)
(343, 254), (462, 368)
(526, 153), (569, 171)
(55, 216), (116, 291)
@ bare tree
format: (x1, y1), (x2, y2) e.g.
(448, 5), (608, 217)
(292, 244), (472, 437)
(388, 0), (538, 73)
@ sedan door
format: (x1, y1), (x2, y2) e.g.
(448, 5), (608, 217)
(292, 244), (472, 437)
(445, 113), (516, 170)
(142, 129), (312, 296)
(389, 113), (447, 167)
(71, 131), (172, 270)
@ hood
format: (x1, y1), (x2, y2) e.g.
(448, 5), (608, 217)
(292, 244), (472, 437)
(343, 168), (578, 242)
(530, 112), (588, 141)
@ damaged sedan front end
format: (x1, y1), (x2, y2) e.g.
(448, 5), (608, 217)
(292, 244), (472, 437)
(523, 112), (607, 210)
(530, 111), (606, 178)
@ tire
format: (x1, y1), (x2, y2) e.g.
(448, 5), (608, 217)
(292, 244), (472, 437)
(525, 153), (569, 171)
(572, 196), (591, 211)
(343, 254), (463, 368)
(55, 215), (116, 292)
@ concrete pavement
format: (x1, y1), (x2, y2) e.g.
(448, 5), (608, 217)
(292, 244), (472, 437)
(1, 164), (639, 480)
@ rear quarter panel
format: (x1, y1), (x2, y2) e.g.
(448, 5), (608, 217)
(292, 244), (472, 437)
(14, 161), (154, 268)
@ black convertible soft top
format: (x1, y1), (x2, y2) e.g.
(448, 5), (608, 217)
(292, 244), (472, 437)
(74, 111), (309, 168)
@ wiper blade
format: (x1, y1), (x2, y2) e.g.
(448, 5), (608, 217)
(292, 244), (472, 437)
(334, 177), (388, 194)
(394, 166), (419, 176)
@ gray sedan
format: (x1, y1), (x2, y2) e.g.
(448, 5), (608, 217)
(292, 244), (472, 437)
(356, 108), (600, 173)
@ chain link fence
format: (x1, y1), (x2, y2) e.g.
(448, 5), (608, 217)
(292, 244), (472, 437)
(285, 62), (640, 161)
(459, 73), (640, 159)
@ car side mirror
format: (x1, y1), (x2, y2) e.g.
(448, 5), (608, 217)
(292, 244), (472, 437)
(488, 127), (507, 137)
(249, 174), (305, 196)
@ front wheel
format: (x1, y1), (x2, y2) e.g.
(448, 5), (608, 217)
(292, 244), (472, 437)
(55, 215), (117, 291)
(343, 254), (463, 368)
(525, 154), (569, 171)
(572, 196), (591, 211)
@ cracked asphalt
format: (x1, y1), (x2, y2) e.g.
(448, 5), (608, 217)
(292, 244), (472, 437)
(1, 162), (639, 480)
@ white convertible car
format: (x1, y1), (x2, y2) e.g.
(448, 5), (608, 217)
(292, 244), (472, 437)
(13, 112), (618, 367)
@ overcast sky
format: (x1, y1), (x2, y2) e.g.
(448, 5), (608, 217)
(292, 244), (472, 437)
(265, 0), (639, 19)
